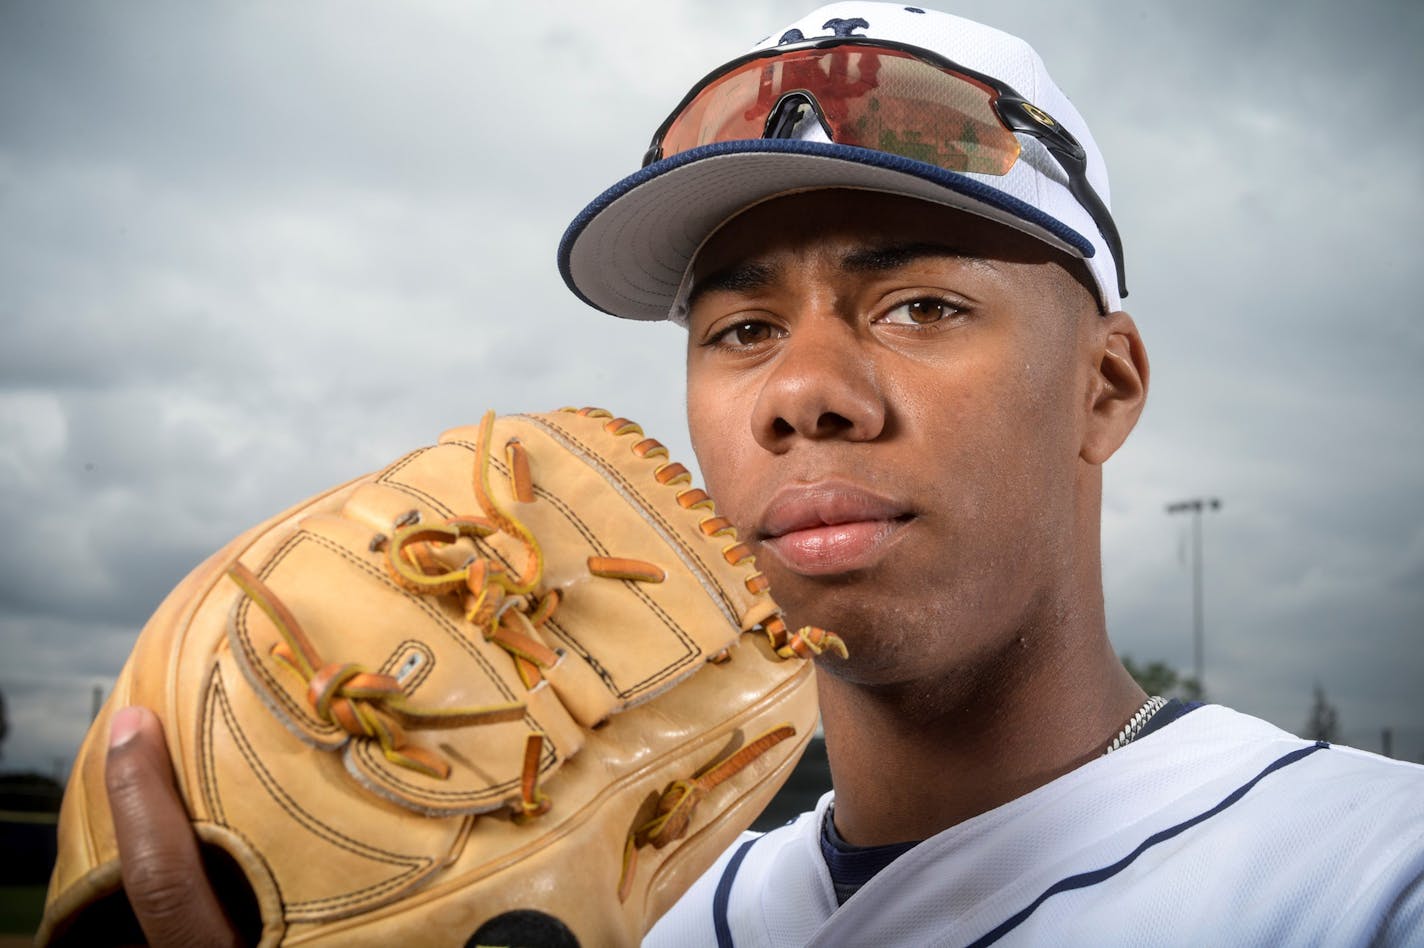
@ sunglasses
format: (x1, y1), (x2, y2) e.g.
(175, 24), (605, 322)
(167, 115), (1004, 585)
(644, 37), (1126, 299)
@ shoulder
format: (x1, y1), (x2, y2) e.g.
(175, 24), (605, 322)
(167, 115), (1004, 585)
(1075, 705), (1424, 943)
(1118, 705), (1423, 866)
(643, 795), (835, 948)
(813, 705), (1424, 946)
(1147, 703), (1424, 805)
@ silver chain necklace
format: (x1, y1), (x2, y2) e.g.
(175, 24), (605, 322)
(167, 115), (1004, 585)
(1105, 695), (1168, 755)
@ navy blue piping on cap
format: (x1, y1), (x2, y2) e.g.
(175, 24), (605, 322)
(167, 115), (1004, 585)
(966, 741), (1332, 948)
(713, 836), (760, 948)
(556, 138), (1097, 318)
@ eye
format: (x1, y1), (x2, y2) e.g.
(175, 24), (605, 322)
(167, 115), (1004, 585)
(878, 297), (963, 327)
(707, 320), (782, 348)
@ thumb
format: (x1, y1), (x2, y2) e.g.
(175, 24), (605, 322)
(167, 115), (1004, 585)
(106, 706), (241, 948)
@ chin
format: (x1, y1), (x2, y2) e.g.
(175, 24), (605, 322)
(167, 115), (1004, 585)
(768, 561), (916, 625)
(775, 585), (910, 667)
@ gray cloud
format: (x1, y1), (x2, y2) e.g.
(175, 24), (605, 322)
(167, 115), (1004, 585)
(1, 0), (1420, 779)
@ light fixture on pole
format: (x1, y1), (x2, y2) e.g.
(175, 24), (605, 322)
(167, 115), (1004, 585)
(1166, 497), (1221, 697)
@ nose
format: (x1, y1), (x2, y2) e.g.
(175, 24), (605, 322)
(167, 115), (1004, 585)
(750, 319), (886, 452)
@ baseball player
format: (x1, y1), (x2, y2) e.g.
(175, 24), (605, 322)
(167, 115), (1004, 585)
(98, 3), (1424, 946)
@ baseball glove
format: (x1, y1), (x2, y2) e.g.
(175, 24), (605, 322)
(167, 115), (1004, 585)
(39, 408), (844, 947)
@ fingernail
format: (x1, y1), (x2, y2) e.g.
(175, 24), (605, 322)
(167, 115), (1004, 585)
(109, 706), (144, 750)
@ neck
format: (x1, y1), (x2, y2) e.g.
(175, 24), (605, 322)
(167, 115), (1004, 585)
(817, 607), (1143, 847)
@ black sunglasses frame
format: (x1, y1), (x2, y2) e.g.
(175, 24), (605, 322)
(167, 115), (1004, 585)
(643, 36), (1126, 300)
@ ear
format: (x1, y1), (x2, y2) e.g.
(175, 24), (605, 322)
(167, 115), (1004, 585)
(1080, 310), (1149, 465)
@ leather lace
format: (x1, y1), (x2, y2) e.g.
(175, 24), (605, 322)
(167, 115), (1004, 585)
(228, 406), (843, 831)
(617, 725), (797, 902)
(228, 562), (526, 780)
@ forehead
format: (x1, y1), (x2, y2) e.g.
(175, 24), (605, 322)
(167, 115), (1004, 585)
(690, 190), (1091, 301)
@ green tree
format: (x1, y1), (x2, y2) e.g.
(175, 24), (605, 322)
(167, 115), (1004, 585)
(1120, 655), (1202, 701)
(1305, 682), (1340, 743)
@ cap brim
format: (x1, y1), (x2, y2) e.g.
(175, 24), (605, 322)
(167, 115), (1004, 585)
(558, 138), (1096, 322)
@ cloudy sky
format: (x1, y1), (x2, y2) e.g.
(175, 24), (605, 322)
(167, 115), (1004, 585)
(2, 0), (1420, 778)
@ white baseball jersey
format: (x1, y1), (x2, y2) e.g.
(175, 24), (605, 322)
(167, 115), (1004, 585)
(645, 705), (1424, 946)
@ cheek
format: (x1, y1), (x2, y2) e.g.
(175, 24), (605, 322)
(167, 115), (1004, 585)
(686, 372), (752, 517)
(968, 360), (1083, 547)
(913, 353), (1076, 511)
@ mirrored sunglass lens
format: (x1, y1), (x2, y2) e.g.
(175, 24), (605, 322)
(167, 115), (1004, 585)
(823, 51), (1019, 174)
(661, 47), (1022, 175)
(661, 65), (769, 156)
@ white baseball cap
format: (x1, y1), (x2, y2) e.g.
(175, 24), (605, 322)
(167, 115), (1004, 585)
(558, 2), (1125, 321)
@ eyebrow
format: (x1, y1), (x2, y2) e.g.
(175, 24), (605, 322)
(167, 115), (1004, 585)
(688, 242), (984, 308)
(686, 261), (777, 309)
(840, 242), (983, 272)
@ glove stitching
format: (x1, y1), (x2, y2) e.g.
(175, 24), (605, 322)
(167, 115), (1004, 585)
(230, 532), (539, 799)
(232, 534), (524, 742)
(520, 483), (705, 696)
(528, 415), (743, 624)
(207, 668), (435, 879)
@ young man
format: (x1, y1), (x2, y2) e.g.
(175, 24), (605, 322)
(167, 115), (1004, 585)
(559, 4), (1424, 944)
(102, 3), (1423, 945)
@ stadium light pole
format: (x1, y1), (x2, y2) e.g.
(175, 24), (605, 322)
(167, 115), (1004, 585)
(1166, 497), (1221, 696)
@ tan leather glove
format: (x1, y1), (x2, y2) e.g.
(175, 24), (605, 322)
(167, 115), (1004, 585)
(39, 408), (843, 947)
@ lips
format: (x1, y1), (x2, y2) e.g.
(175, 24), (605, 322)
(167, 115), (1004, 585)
(756, 482), (914, 575)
